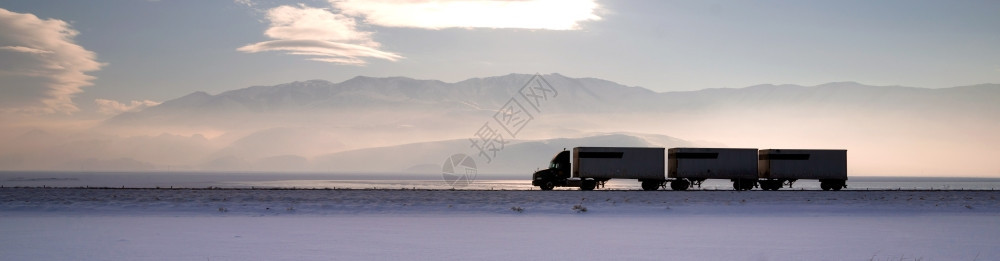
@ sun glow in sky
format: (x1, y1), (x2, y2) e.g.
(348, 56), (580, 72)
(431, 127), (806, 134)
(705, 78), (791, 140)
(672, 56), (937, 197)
(238, 1), (602, 66)
(335, 0), (602, 30)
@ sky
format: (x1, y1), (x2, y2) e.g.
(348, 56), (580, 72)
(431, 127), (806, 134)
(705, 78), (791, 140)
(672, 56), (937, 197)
(1, 0), (998, 119)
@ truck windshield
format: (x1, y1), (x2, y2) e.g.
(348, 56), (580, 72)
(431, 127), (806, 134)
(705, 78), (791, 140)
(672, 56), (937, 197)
(549, 162), (560, 169)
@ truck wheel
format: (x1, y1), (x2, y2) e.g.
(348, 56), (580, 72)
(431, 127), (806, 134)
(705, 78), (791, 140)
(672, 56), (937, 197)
(540, 181), (555, 191)
(670, 180), (690, 191)
(581, 180), (596, 191)
(742, 181), (755, 191)
(820, 182), (831, 191)
(641, 181), (660, 191)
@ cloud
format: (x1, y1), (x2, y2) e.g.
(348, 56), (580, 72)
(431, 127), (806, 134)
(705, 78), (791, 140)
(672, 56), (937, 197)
(233, 0), (255, 8)
(239, 39), (402, 65)
(233, 0), (270, 15)
(333, 0), (602, 30)
(238, 4), (402, 66)
(0, 8), (104, 114)
(0, 46), (55, 54)
(94, 99), (161, 115)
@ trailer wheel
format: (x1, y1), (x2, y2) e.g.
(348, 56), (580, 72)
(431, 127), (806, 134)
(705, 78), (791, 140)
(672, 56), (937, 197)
(581, 180), (596, 191)
(761, 180), (781, 191)
(670, 180), (690, 191)
(641, 181), (660, 191)
(540, 181), (555, 191)
(820, 182), (831, 191)
(831, 181), (844, 191)
(733, 179), (755, 191)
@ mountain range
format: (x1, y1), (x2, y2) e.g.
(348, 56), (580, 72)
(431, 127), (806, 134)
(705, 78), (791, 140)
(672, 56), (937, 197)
(2, 73), (998, 176)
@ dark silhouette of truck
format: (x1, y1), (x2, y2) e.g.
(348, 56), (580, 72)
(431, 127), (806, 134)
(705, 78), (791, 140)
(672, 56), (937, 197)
(532, 147), (847, 191)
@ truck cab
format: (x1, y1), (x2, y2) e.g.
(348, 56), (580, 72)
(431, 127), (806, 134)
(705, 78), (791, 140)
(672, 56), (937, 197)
(531, 150), (570, 190)
(533, 147), (660, 191)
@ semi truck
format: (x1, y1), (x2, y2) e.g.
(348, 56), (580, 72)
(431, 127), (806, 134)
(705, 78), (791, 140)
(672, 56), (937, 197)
(532, 147), (847, 191)
(531, 147), (663, 190)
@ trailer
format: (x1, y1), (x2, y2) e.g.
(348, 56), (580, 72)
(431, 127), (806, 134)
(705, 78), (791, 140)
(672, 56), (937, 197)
(667, 148), (759, 191)
(758, 149), (848, 190)
(532, 147), (664, 190)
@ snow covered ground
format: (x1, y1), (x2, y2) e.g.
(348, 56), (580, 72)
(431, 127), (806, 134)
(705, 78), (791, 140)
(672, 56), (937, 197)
(2, 188), (999, 260)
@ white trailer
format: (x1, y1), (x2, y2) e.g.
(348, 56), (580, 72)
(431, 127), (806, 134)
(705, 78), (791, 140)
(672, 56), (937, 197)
(758, 149), (848, 190)
(667, 148), (759, 190)
(573, 147), (665, 179)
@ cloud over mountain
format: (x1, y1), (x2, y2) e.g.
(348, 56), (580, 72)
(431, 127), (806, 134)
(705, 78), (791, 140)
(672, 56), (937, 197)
(238, 4), (402, 66)
(94, 99), (161, 115)
(0, 8), (103, 114)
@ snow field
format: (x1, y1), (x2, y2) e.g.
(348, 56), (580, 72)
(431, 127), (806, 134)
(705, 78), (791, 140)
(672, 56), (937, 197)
(2, 188), (999, 260)
(4, 189), (998, 215)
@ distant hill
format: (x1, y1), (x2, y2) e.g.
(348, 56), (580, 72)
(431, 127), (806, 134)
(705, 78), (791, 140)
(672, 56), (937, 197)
(311, 132), (698, 175)
(101, 73), (661, 130)
(103, 74), (1000, 133)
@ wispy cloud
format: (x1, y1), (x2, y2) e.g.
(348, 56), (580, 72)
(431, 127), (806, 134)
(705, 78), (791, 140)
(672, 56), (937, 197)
(0, 8), (104, 114)
(0, 46), (55, 54)
(334, 0), (602, 30)
(233, 0), (255, 8)
(233, 0), (268, 15)
(238, 4), (402, 66)
(94, 99), (161, 115)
